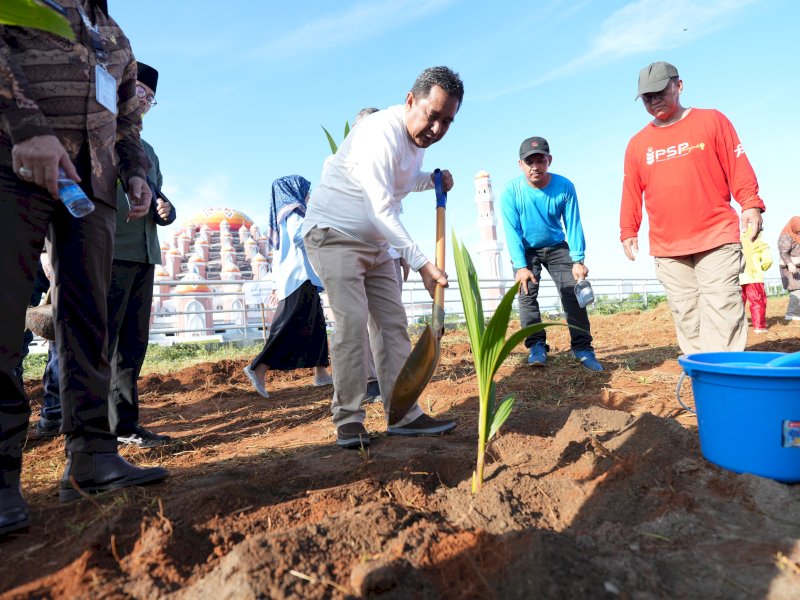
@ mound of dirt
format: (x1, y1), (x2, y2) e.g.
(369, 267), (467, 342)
(3, 300), (800, 599)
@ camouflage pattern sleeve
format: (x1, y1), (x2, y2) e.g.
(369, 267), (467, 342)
(0, 28), (57, 144)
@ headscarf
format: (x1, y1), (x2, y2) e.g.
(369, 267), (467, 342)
(267, 175), (310, 251)
(780, 216), (800, 245)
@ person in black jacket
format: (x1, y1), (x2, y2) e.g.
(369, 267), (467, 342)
(108, 61), (176, 449)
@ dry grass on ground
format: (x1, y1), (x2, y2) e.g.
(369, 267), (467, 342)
(2, 298), (799, 599)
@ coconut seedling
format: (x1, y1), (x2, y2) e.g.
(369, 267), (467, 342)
(322, 121), (350, 154)
(452, 233), (561, 492)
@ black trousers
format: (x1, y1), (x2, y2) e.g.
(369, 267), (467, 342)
(518, 242), (594, 351)
(0, 168), (117, 474)
(250, 280), (329, 371)
(106, 260), (154, 435)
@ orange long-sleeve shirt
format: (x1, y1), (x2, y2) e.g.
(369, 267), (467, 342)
(619, 108), (765, 257)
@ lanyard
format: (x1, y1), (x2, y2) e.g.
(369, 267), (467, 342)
(76, 4), (108, 66)
(40, 0), (67, 15)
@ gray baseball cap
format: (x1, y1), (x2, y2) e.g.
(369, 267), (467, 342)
(636, 61), (678, 100)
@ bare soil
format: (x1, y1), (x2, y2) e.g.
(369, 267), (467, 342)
(2, 300), (800, 599)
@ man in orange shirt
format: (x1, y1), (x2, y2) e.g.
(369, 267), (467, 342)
(619, 61), (765, 355)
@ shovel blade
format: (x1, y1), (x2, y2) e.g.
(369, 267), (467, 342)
(388, 325), (441, 425)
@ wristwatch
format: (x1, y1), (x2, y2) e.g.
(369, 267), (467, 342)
(573, 260), (584, 265)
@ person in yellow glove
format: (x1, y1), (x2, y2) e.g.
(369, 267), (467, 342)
(739, 225), (773, 333)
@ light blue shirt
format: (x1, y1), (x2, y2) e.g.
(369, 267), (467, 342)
(273, 212), (322, 300)
(500, 173), (586, 269)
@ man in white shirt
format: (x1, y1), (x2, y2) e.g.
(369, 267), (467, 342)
(303, 66), (463, 448)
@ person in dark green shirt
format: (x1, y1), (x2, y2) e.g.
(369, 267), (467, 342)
(108, 62), (176, 448)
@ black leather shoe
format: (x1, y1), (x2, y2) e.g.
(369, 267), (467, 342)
(60, 452), (168, 502)
(0, 473), (31, 537)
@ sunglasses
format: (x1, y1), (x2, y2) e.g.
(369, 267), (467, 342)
(641, 82), (674, 104)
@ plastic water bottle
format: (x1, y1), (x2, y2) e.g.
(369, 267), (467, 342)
(574, 279), (595, 308)
(57, 169), (95, 218)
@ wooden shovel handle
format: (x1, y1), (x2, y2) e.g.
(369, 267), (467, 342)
(433, 170), (446, 332)
(433, 206), (445, 297)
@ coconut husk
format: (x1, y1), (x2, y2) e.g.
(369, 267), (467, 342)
(25, 289), (55, 341)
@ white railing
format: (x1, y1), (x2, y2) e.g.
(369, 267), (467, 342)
(148, 276), (786, 343)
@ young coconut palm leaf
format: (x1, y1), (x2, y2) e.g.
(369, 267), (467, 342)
(1, 0), (75, 40)
(452, 232), (563, 493)
(321, 125), (338, 154)
(322, 121), (352, 155)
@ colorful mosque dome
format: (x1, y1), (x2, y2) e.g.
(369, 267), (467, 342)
(475, 170), (490, 179)
(186, 207), (255, 232)
(154, 265), (169, 278)
(251, 252), (267, 262)
(160, 240), (170, 250)
(188, 254), (205, 264)
(176, 283), (211, 294)
(222, 262), (241, 272)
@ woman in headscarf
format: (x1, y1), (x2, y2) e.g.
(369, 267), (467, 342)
(777, 216), (800, 321)
(244, 176), (332, 397)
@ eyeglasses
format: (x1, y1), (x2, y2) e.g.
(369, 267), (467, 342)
(641, 83), (673, 104)
(135, 85), (157, 107)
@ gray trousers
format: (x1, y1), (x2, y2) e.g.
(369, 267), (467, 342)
(654, 243), (746, 354)
(304, 227), (420, 428)
(786, 290), (800, 319)
(367, 258), (403, 381)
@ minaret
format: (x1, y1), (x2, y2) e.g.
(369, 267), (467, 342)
(474, 170), (505, 309)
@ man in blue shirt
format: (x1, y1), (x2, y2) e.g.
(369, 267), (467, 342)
(500, 137), (602, 371)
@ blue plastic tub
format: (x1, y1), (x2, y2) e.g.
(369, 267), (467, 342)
(678, 352), (800, 483)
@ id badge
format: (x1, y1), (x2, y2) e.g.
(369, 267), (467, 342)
(95, 64), (117, 114)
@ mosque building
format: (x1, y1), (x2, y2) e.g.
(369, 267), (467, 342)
(473, 170), (505, 308)
(154, 174), (507, 340)
(151, 207), (274, 341)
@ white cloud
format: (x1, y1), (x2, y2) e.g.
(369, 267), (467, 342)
(249, 0), (461, 61)
(586, 0), (756, 60)
(160, 172), (243, 237)
(483, 0), (758, 100)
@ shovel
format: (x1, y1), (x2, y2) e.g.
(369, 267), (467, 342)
(388, 169), (447, 425)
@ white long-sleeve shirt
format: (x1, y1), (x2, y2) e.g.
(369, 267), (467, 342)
(302, 104), (433, 271)
(273, 212), (323, 301)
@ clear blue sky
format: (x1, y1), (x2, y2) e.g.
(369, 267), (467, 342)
(114, 0), (798, 281)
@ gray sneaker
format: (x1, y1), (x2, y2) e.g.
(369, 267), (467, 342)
(387, 414), (456, 436)
(363, 380), (382, 404)
(336, 422), (370, 449)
